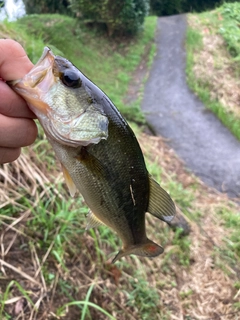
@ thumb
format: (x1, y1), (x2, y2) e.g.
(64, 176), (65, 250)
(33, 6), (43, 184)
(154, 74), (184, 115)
(0, 39), (33, 80)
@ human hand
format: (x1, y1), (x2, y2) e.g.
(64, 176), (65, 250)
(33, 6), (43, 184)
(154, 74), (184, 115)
(0, 39), (38, 164)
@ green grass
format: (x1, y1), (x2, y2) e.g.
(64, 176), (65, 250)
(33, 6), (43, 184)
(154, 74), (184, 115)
(218, 2), (240, 61)
(125, 271), (160, 319)
(1, 11), (240, 320)
(217, 206), (240, 260)
(0, 281), (35, 319)
(0, 14), (162, 319)
(57, 301), (116, 319)
(186, 8), (240, 141)
(13, 14), (157, 123)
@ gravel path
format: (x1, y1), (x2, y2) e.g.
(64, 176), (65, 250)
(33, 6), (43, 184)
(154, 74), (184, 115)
(141, 14), (240, 198)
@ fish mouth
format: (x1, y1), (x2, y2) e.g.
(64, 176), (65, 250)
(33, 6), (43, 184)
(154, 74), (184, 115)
(8, 47), (56, 115)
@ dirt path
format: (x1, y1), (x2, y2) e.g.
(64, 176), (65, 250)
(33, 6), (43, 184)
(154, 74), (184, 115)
(141, 14), (240, 198)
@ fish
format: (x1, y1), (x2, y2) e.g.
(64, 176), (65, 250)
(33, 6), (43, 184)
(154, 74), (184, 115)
(9, 47), (176, 263)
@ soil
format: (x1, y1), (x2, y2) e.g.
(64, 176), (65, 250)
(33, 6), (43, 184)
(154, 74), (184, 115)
(141, 14), (240, 198)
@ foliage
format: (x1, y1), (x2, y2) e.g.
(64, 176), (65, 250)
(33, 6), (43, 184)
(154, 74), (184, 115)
(218, 2), (240, 60)
(150, 0), (185, 16)
(1, 10), (240, 320)
(69, 0), (149, 36)
(16, 14), (157, 122)
(22, 0), (71, 15)
(125, 271), (160, 318)
(150, 0), (237, 16)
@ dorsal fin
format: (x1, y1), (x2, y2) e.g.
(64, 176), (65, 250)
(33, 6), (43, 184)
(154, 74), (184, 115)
(147, 175), (176, 223)
(61, 163), (77, 197)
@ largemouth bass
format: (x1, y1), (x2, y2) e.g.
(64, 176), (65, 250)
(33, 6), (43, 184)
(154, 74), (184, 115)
(9, 47), (176, 263)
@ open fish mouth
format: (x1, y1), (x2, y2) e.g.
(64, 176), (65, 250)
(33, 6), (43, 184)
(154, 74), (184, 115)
(8, 47), (56, 115)
(9, 47), (109, 146)
(8, 47), (177, 263)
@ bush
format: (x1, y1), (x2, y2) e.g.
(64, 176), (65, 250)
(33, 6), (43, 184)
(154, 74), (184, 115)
(22, 0), (71, 15)
(150, 0), (238, 16)
(218, 2), (240, 59)
(150, 0), (183, 16)
(70, 0), (149, 36)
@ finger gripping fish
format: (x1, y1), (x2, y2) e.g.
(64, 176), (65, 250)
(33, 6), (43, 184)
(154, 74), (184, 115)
(9, 48), (176, 263)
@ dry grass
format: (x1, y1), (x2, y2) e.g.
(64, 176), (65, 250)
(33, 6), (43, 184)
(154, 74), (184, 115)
(188, 13), (240, 120)
(1, 11), (240, 317)
(0, 132), (240, 319)
(139, 134), (240, 319)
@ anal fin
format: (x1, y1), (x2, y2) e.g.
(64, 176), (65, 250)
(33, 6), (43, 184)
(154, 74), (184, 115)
(61, 164), (77, 197)
(147, 175), (176, 223)
(86, 210), (106, 230)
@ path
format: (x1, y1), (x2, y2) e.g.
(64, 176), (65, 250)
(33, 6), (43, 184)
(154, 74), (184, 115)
(141, 14), (240, 198)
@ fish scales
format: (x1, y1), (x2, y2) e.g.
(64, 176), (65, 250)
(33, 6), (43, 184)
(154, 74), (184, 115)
(8, 47), (176, 262)
(50, 96), (149, 247)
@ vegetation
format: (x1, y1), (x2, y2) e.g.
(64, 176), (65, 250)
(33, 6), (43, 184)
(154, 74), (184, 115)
(0, 3), (240, 319)
(218, 2), (240, 60)
(150, 0), (238, 16)
(21, 0), (239, 35)
(21, 0), (238, 19)
(22, 0), (71, 15)
(22, 0), (149, 36)
(15, 13), (157, 122)
(70, 0), (149, 36)
(186, 2), (240, 140)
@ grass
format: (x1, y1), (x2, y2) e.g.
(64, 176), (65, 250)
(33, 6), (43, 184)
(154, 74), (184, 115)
(1, 11), (240, 320)
(0, 14), (164, 319)
(1, 131), (240, 318)
(218, 2), (240, 61)
(14, 14), (157, 123)
(186, 3), (240, 141)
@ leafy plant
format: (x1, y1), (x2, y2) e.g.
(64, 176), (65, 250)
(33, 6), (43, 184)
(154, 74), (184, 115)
(125, 271), (160, 319)
(22, 0), (71, 15)
(70, 0), (149, 36)
(218, 2), (240, 60)
(16, 14), (157, 122)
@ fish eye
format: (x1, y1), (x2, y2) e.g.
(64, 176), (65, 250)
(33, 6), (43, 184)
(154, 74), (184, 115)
(61, 69), (82, 88)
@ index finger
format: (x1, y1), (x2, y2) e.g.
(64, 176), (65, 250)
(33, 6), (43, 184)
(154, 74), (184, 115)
(0, 39), (33, 80)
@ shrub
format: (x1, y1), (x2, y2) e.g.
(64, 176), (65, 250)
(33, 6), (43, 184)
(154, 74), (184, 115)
(150, 0), (238, 16)
(22, 0), (71, 15)
(150, 0), (183, 16)
(70, 0), (150, 36)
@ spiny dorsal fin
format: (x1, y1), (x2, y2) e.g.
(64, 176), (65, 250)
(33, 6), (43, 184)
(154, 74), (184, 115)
(147, 175), (176, 223)
(86, 211), (106, 230)
(61, 163), (77, 197)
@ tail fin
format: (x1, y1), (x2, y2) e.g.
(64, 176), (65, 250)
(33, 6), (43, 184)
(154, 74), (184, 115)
(112, 239), (164, 263)
(147, 175), (176, 223)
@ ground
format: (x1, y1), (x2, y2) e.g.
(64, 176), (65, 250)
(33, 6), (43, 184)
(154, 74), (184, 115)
(141, 14), (240, 198)
(1, 12), (240, 320)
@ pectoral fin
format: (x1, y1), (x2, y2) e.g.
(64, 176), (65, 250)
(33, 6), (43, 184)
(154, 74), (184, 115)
(112, 239), (164, 263)
(147, 175), (176, 223)
(75, 147), (107, 179)
(86, 210), (106, 230)
(61, 164), (77, 197)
